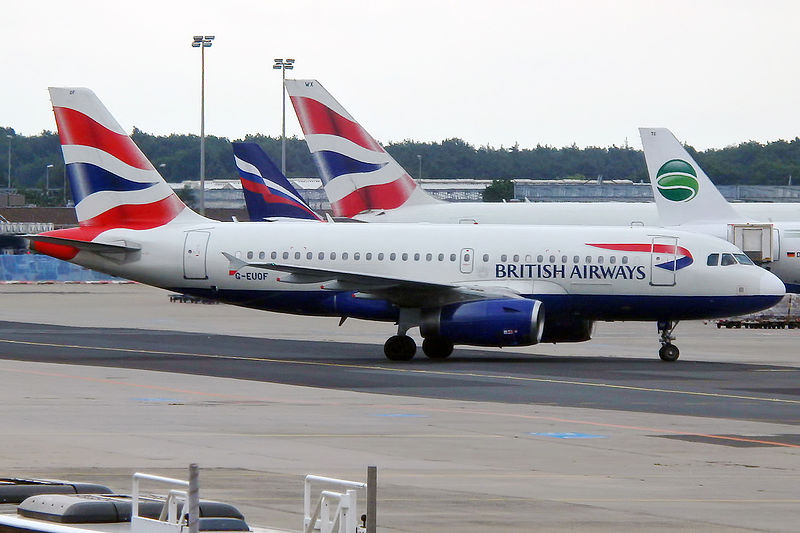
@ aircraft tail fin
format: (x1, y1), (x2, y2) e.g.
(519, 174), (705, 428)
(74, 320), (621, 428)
(49, 87), (206, 229)
(639, 127), (739, 225)
(284, 79), (438, 217)
(232, 142), (323, 222)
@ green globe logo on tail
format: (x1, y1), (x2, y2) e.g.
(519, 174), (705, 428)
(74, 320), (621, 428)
(656, 159), (699, 202)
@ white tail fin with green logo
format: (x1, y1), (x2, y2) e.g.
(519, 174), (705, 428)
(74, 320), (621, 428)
(639, 128), (741, 226)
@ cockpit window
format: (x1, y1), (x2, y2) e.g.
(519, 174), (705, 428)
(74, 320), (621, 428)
(734, 253), (755, 265)
(707, 253), (719, 266)
(721, 253), (737, 266)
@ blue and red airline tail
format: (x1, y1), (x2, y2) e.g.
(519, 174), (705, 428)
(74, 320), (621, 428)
(232, 142), (322, 222)
(284, 79), (437, 218)
(35, 87), (204, 260)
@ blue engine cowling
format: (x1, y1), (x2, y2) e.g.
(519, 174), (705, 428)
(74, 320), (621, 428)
(420, 299), (544, 347)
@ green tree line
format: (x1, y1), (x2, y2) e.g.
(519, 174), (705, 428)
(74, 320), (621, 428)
(2, 126), (800, 198)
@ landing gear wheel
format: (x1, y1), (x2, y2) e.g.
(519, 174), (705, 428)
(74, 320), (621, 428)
(659, 343), (680, 362)
(422, 337), (454, 360)
(384, 335), (416, 361)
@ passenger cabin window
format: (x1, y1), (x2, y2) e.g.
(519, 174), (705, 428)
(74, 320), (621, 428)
(438, 253), (444, 261)
(259, 251), (265, 260)
(294, 252), (301, 260)
(426, 253), (432, 261)
(721, 253), (736, 266)
(707, 253), (719, 266)
(482, 254), (489, 262)
(513, 254), (519, 262)
(390, 253), (396, 261)
(331, 252), (337, 260)
(597, 256), (604, 264)
(573, 255), (579, 263)
(585, 256), (592, 263)
(622, 256), (628, 264)
(450, 254), (457, 261)
(354, 252), (361, 260)
(402, 253), (408, 261)
(247, 251), (253, 260)
(549, 255), (555, 263)
(501, 254), (508, 262)
(378, 253), (384, 260)
(318, 252), (325, 260)
(366, 253), (373, 260)
(537, 255), (543, 262)
(282, 252), (289, 260)
(609, 256), (616, 264)
(561, 255), (567, 263)
(734, 253), (754, 265)
(414, 253), (420, 261)
(307, 252), (312, 260)
(342, 252), (349, 260)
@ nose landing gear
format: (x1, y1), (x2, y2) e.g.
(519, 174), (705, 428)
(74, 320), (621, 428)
(657, 320), (680, 361)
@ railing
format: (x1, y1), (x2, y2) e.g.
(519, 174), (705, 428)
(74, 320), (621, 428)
(131, 465), (199, 533)
(304, 469), (375, 533)
(0, 222), (54, 234)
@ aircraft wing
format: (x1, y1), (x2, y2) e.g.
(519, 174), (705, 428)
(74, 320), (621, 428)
(222, 252), (521, 307)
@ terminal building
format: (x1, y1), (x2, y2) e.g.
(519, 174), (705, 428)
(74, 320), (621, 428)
(171, 178), (800, 212)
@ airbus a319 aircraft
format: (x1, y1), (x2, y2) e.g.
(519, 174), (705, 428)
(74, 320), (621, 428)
(284, 79), (800, 224)
(29, 88), (784, 362)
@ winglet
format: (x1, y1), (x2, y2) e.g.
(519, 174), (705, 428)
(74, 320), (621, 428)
(639, 128), (740, 225)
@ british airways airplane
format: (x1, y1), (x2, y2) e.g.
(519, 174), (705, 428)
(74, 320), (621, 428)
(28, 88), (784, 363)
(284, 79), (800, 224)
(232, 142), (322, 222)
(640, 127), (800, 293)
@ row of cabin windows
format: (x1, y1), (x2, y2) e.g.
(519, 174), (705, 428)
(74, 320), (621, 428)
(707, 253), (755, 266)
(488, 253), (629, 265)
(244, 250), (630, 265)
(246, 250), (460, 262)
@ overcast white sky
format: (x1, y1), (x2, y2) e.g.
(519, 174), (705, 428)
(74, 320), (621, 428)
(4, 0), (799, 150)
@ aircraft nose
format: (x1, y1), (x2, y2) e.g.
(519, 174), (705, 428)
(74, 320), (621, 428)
(760, 269), (786, 298)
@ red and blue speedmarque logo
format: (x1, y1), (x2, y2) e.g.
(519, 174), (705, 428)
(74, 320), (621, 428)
(588, 243), (693, 271)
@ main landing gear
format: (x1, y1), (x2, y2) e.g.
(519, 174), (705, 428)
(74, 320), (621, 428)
(384, 310), (455, 361)
(383, 335), (456, 361)
(657, 320), (680, 362)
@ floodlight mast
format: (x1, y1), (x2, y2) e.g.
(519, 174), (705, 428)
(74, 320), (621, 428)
(273, 58), (295, 176)
(191, 35), (214, 215)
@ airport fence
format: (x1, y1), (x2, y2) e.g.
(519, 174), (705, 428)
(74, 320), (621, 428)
(0, 253), (127, 282)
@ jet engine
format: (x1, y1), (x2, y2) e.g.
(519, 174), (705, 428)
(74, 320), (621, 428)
(420, 299), (544, 347)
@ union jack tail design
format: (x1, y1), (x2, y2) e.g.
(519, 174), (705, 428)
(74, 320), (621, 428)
(284, 79), (438, 217)
(232, 142), (322, 222)
(49, 87), (204, 230)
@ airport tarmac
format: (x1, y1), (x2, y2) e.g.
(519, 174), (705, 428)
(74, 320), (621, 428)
(1, 284), (799, 532)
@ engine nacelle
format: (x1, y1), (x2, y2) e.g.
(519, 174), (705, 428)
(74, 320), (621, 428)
(540, 318), (594, 343)
(421, 299), (544, 347)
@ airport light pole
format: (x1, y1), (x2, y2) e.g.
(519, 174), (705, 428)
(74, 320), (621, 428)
(192, 35), (214, 215)
(273, 58), (295, 176)
(6, 134), (12, 189)
(45, 164), (54, 194)
(417, 154), (422, 179)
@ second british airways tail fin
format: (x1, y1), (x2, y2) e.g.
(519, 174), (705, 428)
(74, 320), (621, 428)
(639, 128), (740, 225)
(232, 142), (322, 222)
(284, 79), (439, 218)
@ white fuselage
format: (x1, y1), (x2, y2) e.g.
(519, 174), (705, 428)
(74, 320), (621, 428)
(64, 221), (784, 325)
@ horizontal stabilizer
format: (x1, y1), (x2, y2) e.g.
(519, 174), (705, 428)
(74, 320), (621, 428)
(25, 235), (141, 254)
